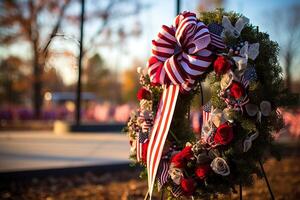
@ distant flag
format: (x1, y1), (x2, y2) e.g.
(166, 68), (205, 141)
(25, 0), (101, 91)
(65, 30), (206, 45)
(191, 111), (202, 133)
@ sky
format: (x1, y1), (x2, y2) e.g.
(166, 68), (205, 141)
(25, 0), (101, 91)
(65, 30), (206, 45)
(94, 0), (300, 85)
(1, 0), (299, 85)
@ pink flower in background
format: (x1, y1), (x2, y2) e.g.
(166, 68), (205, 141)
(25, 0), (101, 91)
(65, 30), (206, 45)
(94, 103), (112, 122)
(114, 104), (133, 122)
(191, 110), (201, 134)
(281, 108), (300, 138)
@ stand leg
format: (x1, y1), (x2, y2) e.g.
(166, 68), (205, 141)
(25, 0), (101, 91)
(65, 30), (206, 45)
(259, 160), (275, 200)
(239, 183), (242, 200)
(160, 189), (164, 200)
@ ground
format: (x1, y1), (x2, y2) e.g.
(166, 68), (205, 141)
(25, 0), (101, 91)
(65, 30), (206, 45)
(0, 132), (129, 172)
(0, 156), (299, 200)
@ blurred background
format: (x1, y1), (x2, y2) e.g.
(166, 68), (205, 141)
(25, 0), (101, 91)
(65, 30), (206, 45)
(0, 0), (299, 199)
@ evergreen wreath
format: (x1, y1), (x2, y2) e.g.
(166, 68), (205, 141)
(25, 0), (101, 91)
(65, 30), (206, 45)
(124, 9), (286, 199)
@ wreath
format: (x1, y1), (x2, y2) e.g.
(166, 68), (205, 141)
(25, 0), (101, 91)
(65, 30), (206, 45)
(124, 9), (285, 199)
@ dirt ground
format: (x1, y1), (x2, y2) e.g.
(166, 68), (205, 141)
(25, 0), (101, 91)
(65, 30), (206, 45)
(0, 156), (299, 200)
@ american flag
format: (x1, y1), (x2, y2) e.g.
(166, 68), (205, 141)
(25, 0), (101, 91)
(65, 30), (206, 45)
(156, 159), (170, 190)
(208, 23), (226, 50)
(171, 184), (183, 197)
(202, 101), (212, 128)
(210, 32), (226, 49)
(136, 132), (148, 162)
(241, 66), (257, 88)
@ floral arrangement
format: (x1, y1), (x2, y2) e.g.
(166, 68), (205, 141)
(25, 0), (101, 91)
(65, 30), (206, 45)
(124, 9), (286, 199)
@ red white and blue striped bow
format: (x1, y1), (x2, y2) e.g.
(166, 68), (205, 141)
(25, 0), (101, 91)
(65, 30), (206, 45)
(146, 11), (225, 198)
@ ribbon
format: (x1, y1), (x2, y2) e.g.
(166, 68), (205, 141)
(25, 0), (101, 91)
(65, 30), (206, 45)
(243, 131), (259, 152)
(146, 11), (225, 198)
(232, 41), (260, 71)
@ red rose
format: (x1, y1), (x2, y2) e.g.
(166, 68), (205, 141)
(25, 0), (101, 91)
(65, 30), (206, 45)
(213, 56), (232, 75)
(180, 146), (193, 159)
(171, 146), (193, 168)
(229, 81), (245, 100)
(214, 123), (234, 145)
(180, 178), (196, 196)
(171, 152), (185, 168)
(195, 164), (211, 179)
(142, 140), (149, 163)
(137, 88), (151, 100)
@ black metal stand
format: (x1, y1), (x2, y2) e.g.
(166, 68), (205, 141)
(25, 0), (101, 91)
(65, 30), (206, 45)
(259, 160), (275, 200)
(239, 182), (243, 200)
(238, 161), (275, 200)
(160, 189), (164, 200)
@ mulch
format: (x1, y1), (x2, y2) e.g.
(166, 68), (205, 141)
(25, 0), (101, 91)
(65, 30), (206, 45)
(0, 156), (299, 200)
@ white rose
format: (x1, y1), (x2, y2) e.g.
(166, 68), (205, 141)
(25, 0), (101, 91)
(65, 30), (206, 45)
(210, 157), (230, 176)
(168, 164), (184, 185)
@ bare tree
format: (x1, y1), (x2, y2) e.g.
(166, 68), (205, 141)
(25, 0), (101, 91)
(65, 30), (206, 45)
(0, 0), (144, 119)
(198, 0), (224, 12)
(271, 5), (300, 91)
(0, 0), (71, 118)
(64, 0), (143, 56)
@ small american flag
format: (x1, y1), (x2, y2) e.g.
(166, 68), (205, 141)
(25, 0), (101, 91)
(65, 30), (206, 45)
(202, 101), (212, 127)
(208, 23), (226, 49)
(241, 66), (257, 88)
(171, 184), (183, 197)
(136, 132), (148, 162)
(156, 159), (170, 190)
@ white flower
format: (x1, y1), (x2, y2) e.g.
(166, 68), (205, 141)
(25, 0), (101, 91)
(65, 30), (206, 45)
(139, 99), (152, 111)
(210, 157), (230, 176)
(137, 67), (143, 74)
(168, 164), (184, 185)
(185, 142), (192, 147)
(130, 140), (136, 155)
(137, 67), (148, 75)
(223, 108), (234, 123)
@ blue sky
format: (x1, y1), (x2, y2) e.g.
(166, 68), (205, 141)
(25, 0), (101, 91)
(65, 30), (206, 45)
(100, 0), (300, 73)
(101, 0), (300, 80)
(1, 0), (299, 84)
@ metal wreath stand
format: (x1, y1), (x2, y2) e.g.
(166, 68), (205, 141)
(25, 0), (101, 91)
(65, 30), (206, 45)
(143, 84), (275, 200)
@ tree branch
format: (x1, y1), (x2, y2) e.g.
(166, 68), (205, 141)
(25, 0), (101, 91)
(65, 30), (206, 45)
(42, 0), (71, 55)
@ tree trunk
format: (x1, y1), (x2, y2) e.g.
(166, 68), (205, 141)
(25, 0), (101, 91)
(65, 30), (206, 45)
(32, 41), (43, 119)
(285, 50), (292, 92)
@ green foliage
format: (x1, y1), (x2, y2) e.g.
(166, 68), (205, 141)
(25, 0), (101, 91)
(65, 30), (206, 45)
(195, 9), (287, 195)
(172, 9), (287, 198)
(84, 53), (123, 103)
